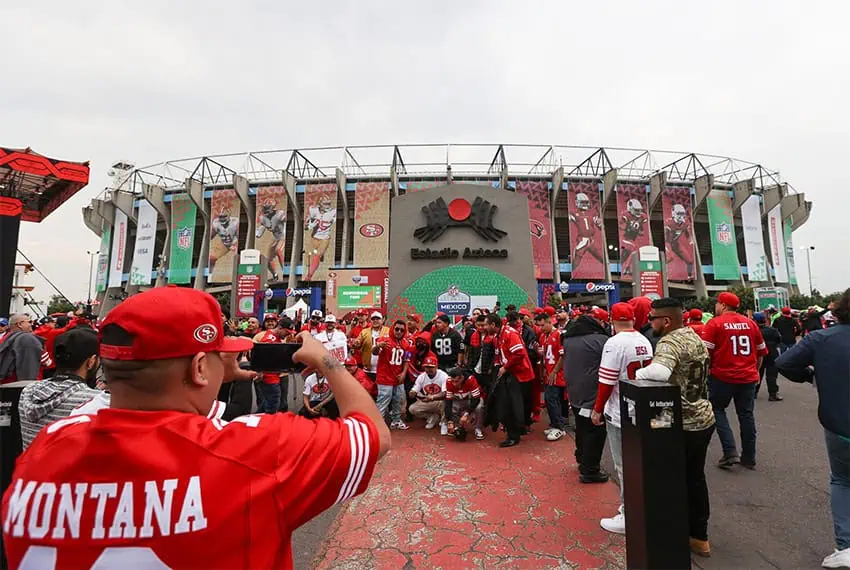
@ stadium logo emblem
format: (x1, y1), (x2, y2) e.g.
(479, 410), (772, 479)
(193, 324), (218, 344)
(715, 222), (732, 245)
(359, 223), (384, 238)
(177, 227), (193, 250)
(436, 285), (471, 316)
(530, 220), (546, 239)
(414, 197), (507, 243)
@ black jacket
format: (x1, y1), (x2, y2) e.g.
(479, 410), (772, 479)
(562, 316), (609, 409)
(758, 325), (782, 363)
(521, 324), (540, 365)
(772, 315), (800, 345)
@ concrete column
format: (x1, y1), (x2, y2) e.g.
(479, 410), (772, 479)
(93, 199), (119, 319)
(762, 184), (784, 215)
(82, 205), (104, 237)
(780, 193), (805, 222)
(731, 179), (754, 212)
(792, 201), (812, 231)
(693, 174), (714, 208)
(284, 172), (302, 307)
(187, 178), (209, 291)
(648, 171), (667, 211)
(601, 168), (618, 211)
(111, 192), (138, 297)
(142, 184), (170, 288)
(550, 167), (564, 284)
(390, 165), (400, 197)
(336, 168), (349, 268)
(233, 175), (255, 250)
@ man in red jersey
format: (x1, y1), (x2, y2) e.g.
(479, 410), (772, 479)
(373, 319), (411, 430)
(2, 286), (390, 570)
(492, 312), (535, 448)
(301, 309), (326, 337)
(253, 314), (284, 414)
(345, 356), (376, 400)
(539, 315), (568, 441)
(687, 309), (705, 337)
(702, 292), (767, 470)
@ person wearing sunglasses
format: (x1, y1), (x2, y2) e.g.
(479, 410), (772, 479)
(634, 297), (715, 557)
(353, 312), (389, 382)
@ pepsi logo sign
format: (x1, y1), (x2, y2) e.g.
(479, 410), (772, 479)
(359, 223), (384, 238)
(193, 324), (218, 344)
(585, 282), (616, 293)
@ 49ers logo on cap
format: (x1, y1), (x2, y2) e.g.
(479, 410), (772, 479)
(193, 324), (218, 344)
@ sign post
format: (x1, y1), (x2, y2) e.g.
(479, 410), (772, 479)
(232, 249), (265, 318)
(635, 246), (666, 300)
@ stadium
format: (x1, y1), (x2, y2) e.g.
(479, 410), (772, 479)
(81, 143), (812, 320)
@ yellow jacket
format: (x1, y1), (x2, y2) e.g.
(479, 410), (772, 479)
(358, 326), (390, 367)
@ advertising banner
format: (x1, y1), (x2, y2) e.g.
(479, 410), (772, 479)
(303, 183), (338, 281)
(169, 194), (197, 284)
(208, 189), (240, 283)
(354, 182), (390, 268)
(767, 204), (788, 283)
(325, 268), (389, 317)
(338, 285), (382, 310)
(661, 187), (696, 282)
(567, 181), (605, 279)
(740, 195), (768, 281)
(784, 217), (797, 285)
(615, 184), (651, 276)
(516, 181), (553, 279)
(706, 190), (740, 280)
(95, 224), (110, 293)
(255, 186), (287, 283)
(129, 200), (158, 285)
(108, 209), (128, 288)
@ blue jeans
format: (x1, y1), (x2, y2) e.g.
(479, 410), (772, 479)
(825, 429), (850, 549)
(544, 385), (566, 430)
(376, 384), (405, 423)
(258, 382), (281, 414)
(709, 378), (757, 464)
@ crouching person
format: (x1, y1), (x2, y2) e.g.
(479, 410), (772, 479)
(300, 370), (340, 419)
(408, 354), (448, 433)
(445, 367), (485, 441)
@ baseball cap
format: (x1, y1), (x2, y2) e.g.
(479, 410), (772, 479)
(324, 314), (337, 323)
(0, 318), (7, 326)
(683, 310), (691, 321)
(543, 306), (556, 316)
(416, 331), (432, 344)
(717, 292), (740, 309)
(782, 306), (792, 315)
(344, 356), (357, 366)
(610, 303), (634, 322)
(753, 312), (766, 323)
(519, 308), (531, 318)
(54, 327), (100, 370)
(591, 308), (609, 322)
(689, 308), (703, 321)
(423, 354), (438, 367)
(310, 309), (323, 319)
(370, 311), (383, 319)
(99, 287), (253, 361)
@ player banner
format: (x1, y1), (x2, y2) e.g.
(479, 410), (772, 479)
(706, 189), (740, 280)
(516, 181), (553, 279)
(95, 223), (111, 293)
(108, 209), (128, 288)
(567, 181), (605, 279)
(255, 186), (287, 283)
(767, 204), (788, 283)
(354, 182), (390, 268)
(208, 189), (240, 283)
(303, 183), (338, 281)
(129, 199), (157, 285)
(740, 194), (768, 281)
(169, 194), (197, 284)
(784, 217), (797, 285)
(661, 187), (696, 282)
(615, 184), (650, 276)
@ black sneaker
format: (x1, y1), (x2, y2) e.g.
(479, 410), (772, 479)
(580, 470), (610, 484)
(717, 455), (739, 469)
(768, 394), (783, 402)
(739, 460), (756, 470)
(500, 439), (520, 448)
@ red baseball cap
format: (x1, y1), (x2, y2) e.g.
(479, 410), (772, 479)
(99, 287), (254, 360)
(423, 354), (438, 367)
(718, 292), (740, 309)
(543, 306), (556, 316)
(519, 308), (532, 318)
(591, 308), (609, 322)
(610, 303), (634, 322)
(416, 331), (432, 344)
(344, 356), (357, 366)
(683, 309), (691, 320)
(782, 306), (792, 315)
(689, 308), (703, 321)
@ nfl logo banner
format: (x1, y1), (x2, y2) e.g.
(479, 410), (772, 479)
(716, 222), (732, 245)
(169, 194), (197, 284)
(706, 190), (740, 280)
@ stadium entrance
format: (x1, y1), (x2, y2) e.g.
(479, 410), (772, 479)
(387, 184), (536, 321)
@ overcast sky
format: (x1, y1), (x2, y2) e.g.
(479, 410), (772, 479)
(4, 0), (848, 306)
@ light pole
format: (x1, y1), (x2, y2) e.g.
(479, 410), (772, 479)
(86, 250), (99, 304)
(801, 246), (815, 297)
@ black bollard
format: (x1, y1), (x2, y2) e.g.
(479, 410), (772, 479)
(0, 381), (32, 570)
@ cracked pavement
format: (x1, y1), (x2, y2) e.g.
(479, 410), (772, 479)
(312, 425), (625, 569)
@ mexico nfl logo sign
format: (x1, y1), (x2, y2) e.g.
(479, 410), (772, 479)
(715, 222), (732, 245)
(177, 227), (193, 250)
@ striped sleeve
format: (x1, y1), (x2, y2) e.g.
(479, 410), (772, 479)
(598, 365), (620, 386)
(334, 417), (373, 505)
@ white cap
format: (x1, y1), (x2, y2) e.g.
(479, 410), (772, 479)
(310, 309), (323, 318)
(324, 314), (336, 323)
(370, 311), (383, 319)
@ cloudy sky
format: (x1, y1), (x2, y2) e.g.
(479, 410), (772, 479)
(4, 0), (849, 305)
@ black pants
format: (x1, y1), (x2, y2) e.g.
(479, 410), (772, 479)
(519, 380), (533, 428)
(684, 425), (715, 541)
(502, 374), (526, 441)
(758, 361), (779, 396)
(572, 406), (607, 475)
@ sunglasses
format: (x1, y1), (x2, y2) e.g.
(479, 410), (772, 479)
(647, 314), (668, 321)
(371, 317), (382, 320)
(393, 327), (406, 333)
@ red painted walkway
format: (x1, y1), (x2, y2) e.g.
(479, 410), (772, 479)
(313, 425), (626, 569)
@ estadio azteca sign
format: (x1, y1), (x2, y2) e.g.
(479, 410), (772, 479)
(411, 196), (508, 260)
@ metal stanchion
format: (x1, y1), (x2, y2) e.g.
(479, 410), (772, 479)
(0, 380), (34, 570)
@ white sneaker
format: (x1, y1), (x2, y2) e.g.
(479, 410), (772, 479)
(391, 421), (409, 431)
(425, 415), (439, 429)
(475, 428), (485, 440)
(823, 547), (850, 568)
(543, 428), (555, 437)
(440, 422), (449, 436)
(600, 513), (626, 535)
(546, 429), (565, 442)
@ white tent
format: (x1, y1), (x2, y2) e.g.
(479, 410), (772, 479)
(280, 298), (309, 324)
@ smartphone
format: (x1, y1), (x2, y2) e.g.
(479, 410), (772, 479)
(250, 343), (305, 372)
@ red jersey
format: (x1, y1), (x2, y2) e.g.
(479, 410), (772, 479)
(541, 330), (565, 387)
(300, 323), (326, 337)
(702, 312), (768, 383)
(375, 336), (410, 386)
(687, 322), (705, 338)
(254, 330), (282, 385)
(2, 409), (379, 570)
(352, 367), (377, 399)
(498, 326), (535, 382)
(570, 211), (599, 239)
(446, 376), (482, 400)
(348, 326), (365, 366)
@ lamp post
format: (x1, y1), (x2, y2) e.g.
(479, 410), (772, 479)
(86, 250), (99, 304)
(801, 246), (815, 297)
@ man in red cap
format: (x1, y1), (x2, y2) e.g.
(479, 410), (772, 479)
(407, 354), (448, 432)
(687, 309), (705, 337)
(702, 291), (768, 470)
(591, 302), (653, 535)
(772, 306), (801, 354)
(539, 315), (568, 441)
(345, 356), (376, 400)
(2, 287), (390, 570)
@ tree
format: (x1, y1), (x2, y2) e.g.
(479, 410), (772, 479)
(46, 294), (75, 315)
(211, 291), (232, 316)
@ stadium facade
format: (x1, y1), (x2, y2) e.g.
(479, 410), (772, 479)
(82, 144), (811, 319)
